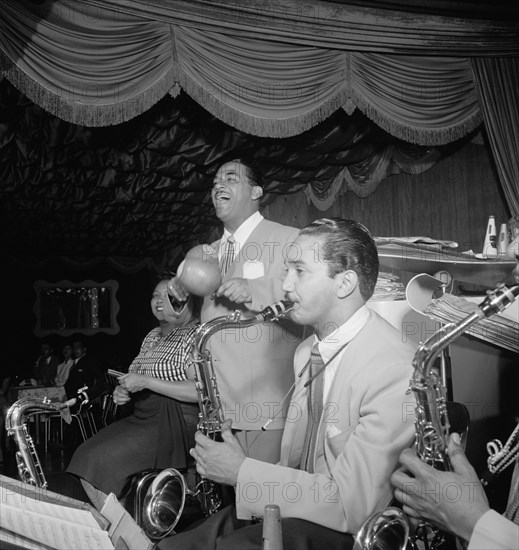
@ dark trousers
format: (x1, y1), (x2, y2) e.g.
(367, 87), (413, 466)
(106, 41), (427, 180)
(158, 505), (354, 550)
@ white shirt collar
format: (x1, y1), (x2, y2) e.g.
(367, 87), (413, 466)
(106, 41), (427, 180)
(313, 305), (370, 402)
(221, 211), (264, 256)
(314, 305), (370, 363)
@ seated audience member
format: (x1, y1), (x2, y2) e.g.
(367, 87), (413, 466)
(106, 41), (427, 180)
(33, 342), (59, 386)
(159, 218), (416, 550)
(392, 260), (519, 550)
(55, 343), (74, 387)
(64, 337), (106, 402)
(67, 276), (200, 510)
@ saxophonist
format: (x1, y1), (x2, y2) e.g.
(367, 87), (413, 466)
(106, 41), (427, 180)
(392, 260), (519, 550)
(159, 218), (417, 550)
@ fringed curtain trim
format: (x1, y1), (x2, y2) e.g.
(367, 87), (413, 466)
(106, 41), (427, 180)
(350, 53), (483, 146)
(0, 1), (488, 141)
(177, 68), (355, 139)
(305, 170), (347, 211)
(174, 27), (354, 138)
(306, 141), (447, 208)
(0, 54), (178, 126)
(352, 92), (482, 146)
(0, 0), (180, 126)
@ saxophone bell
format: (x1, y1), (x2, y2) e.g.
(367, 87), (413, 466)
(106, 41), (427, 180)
(353, 507), (410, 550)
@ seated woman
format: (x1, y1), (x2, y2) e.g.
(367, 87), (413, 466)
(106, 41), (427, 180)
(67, 275), (200, 510)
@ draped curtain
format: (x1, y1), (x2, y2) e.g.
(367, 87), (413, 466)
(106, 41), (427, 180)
(1, 0), (518, 213)
(470, 58), (519, 217)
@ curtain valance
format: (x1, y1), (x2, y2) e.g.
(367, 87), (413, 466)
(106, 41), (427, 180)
(1, 0), (489, 145)
(81, 0), (519, 56)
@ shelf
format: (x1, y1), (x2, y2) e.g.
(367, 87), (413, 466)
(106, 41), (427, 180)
(376, 240), (517, 287)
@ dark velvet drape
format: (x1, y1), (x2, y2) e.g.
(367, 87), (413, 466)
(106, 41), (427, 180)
(1, 0), (518, 214)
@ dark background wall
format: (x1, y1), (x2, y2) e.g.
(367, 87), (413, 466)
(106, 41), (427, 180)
(2, 259), (158, 381)
(266, 138), (511, 254)
(3, 136), (512, 383)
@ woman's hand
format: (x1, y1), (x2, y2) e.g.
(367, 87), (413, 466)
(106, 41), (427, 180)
(118, 373), (149, 394)
(112, 385), (131, 405)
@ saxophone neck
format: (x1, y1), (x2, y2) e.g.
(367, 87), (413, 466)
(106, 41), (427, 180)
(194, 300), (294, 353)
(6, 398), (69, 428)
(413, 283), (519, 385)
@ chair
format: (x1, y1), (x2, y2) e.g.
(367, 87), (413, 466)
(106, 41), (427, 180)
(43, 411), (64, 454)
(101, 372), (119, 427)
(71, 403), (99, 441)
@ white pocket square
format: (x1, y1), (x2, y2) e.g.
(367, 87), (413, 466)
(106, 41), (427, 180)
(327, 425), (342, 438)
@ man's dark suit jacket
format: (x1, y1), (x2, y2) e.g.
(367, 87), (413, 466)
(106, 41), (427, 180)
(64, 353), (107, 401)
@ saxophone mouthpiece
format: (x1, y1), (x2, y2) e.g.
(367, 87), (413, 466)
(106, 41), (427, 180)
(479, 283), (519, 318)
(256, 300), (294, 322)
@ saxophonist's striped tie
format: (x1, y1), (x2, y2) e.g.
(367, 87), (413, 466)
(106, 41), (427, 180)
(300, 343), (325, 473)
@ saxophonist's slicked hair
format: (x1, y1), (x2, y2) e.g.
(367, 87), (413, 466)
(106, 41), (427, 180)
(299, 218), (379, 301)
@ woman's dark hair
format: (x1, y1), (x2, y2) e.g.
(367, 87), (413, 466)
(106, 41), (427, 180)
(299, 218), (379, 301)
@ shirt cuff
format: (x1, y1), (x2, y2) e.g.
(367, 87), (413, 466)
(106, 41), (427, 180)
(468, 509), (519, 550)
(236, 457), (276, 520)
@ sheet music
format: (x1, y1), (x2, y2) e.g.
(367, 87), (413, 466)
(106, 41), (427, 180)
(0, 486), (114, 550)
(0, 528), (55, 550)
(2, 485), (101, 529)
(424, 294), (519, 353)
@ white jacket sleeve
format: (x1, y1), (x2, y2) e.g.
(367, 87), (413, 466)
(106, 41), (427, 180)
(468, 510), (519, 550)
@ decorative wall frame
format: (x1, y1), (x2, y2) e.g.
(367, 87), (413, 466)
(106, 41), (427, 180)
(33, 280), (120, 336)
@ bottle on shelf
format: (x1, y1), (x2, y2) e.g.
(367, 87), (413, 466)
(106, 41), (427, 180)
(483, 215), (497, 258)
(497, 223), (509, 257)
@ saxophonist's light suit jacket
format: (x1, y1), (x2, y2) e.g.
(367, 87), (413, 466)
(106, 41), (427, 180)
(236, 309), (416, 533)
(201, 218), (303, 431)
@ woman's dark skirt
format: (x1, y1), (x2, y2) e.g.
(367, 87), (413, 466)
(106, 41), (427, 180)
(67, 390), (199, 497)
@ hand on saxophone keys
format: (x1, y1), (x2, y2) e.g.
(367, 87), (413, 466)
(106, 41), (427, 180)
(190, 419), (246, 486)
(391, 433), (490, 543)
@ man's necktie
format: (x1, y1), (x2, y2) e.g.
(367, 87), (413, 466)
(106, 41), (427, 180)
(300, 343), (325, 473)
(220, 236), (236, 276)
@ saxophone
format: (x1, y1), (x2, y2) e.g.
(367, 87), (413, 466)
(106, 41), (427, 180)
(135, 300), (293, 540)
(5, 397), (74, 488)
(355, 282), (519, 550)
(411, 283), (519, 471)
(191, 299), (294, 439)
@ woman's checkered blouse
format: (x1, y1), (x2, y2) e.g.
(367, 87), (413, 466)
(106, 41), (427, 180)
(128, 323), (198, 381)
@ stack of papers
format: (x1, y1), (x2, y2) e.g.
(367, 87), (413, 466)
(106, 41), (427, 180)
(370, 272), (406, 301)
(424, 294), (519, 353)
(0, 483), (113, 550)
